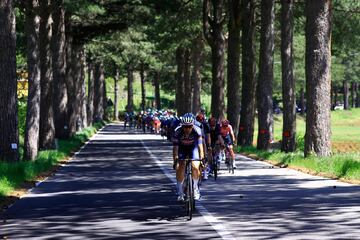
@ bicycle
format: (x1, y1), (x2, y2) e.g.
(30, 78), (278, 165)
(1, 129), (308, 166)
(212, 145), (226, 180)
(183, 158), (201, 220)
(224, 144), (234, 174)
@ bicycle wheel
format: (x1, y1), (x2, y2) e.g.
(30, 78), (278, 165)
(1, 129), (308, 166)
(230, 157), (234, 174)
(214, 161), (218, 181)
(187, 173), (194, 220)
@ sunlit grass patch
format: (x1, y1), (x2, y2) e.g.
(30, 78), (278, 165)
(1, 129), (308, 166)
(237, 145), (360, 183)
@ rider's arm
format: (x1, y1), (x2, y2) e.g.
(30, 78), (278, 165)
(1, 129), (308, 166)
(206, 133), (211, 148)
(173, 145), (179, 161)
(229, 126), (236, 143)
(198, 137), (204, 159)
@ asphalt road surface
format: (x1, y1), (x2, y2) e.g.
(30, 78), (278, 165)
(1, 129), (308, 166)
(1, 123), (359, 239)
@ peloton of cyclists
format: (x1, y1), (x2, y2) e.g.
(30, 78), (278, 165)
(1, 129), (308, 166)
(172, 113), (204, 201)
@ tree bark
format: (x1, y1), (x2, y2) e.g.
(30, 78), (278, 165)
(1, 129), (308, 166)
(203, 0), (226, 119)
(126, 65), (134, 112)
(191, 36), (204, 115)
(103, 77), (107, 116)
(52, 0), (68, 139)
(87, 61), (94, 125)
(65, 32), (75, 135)
(176, 47), (185, 115)
(238, 0), (257, 147)
(39, 0), (55, 149)
(93, 62), (105, 121)
(0, 0), (19, 161)
(80, 50), (87, 129)
(70, 44), (84, 132)
(114, 68), (120, 120)
(356, 83), (360, 107)
(351, 82), (356, 108)
(343, 80), (349, 110)
(154, 71), (161, 110)
(304, 0), (332, 157)
(257, 0), (275, 151)
(24, 0), (41, 160)
(183, 48), (192, 113)
(140, 62), (146, 111)
(227, 0), (242, 138)
(281, 0), (296, 152)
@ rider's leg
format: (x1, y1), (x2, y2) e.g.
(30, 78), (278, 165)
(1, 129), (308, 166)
(176, 160), (186, 198)
(228, 145), (237, 168)
(192, 161), (201, 199)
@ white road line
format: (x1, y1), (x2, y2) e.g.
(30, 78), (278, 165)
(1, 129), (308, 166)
(140, 139), (237, 240)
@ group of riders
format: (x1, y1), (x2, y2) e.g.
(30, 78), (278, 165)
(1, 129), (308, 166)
(124, 108), (237, 201)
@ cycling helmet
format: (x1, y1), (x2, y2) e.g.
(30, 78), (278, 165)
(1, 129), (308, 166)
(209, 117), (217, 126)
(196, 113), (205, 122)
(181, 113), (195, 126)
(221, 119), (229, 127)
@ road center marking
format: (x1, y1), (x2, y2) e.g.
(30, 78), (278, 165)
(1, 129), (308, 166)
(140, 138), (237, 240)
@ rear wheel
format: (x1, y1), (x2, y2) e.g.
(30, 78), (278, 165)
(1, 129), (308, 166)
(214, 161), (218, 180)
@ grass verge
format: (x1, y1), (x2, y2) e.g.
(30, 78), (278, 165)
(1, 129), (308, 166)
(237, 144), (360, 184)
(0, 121), (106, 207)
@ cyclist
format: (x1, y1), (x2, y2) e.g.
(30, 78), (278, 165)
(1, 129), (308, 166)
(173, 113), (204, 201)
(195, 113), (211, 179)
(219, 119), (237, 169)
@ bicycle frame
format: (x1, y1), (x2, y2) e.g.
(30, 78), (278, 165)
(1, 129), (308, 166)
(183, 158), (201, 220)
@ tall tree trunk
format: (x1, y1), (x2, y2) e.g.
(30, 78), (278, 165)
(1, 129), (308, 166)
(52, 0), (68, 139)
(238, 0), (257, 147)
(300, 87), (305, 115)
(351, 82), (356, 108)
(67, 44), (82, 133)
(65, 33), (76, 135)
(331, 82), (335, 110)
(191, 36), (204, 114)
(183, 48), (192, 113)
(0, 0), (19, 161)
(203, 0), (226, 119)
(227, 0), (241, 138)
(24, 0), (41, 160)
(257, 0), (275, 151)
(281, 0), (296, 152)
(93, 62), (105, 121)
(154, 71), (161, 110)
(87, 61), (94, 125)
(80, 50), (87, 128)
(343, 80), (349, 110)
(71, 44), (83, 132)
(176, 47), (185, 115)
(356, 83), (360, 107)
(39, 0), (55, 149)
(140, 62), (146, 111)
(304, 0), (332, 157)
(126, 65), (134, 112)
(103, 77), (107, 116)
(114, 68), (120, 120)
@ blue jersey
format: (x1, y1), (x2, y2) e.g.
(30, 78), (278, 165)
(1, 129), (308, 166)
(172, 125), (203, 160)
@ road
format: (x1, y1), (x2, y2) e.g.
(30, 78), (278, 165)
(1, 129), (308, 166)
(1, 123), (359, 239)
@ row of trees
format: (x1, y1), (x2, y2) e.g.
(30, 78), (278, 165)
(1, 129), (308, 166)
(0, 0), (359, 162)
(165, 0), (359, 156)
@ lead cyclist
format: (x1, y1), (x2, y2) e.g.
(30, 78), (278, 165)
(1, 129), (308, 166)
(172, 113), (205, 201)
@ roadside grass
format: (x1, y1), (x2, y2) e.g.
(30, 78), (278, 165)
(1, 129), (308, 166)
(0, 121), (105, 199)
(239, 109), (360, 183)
